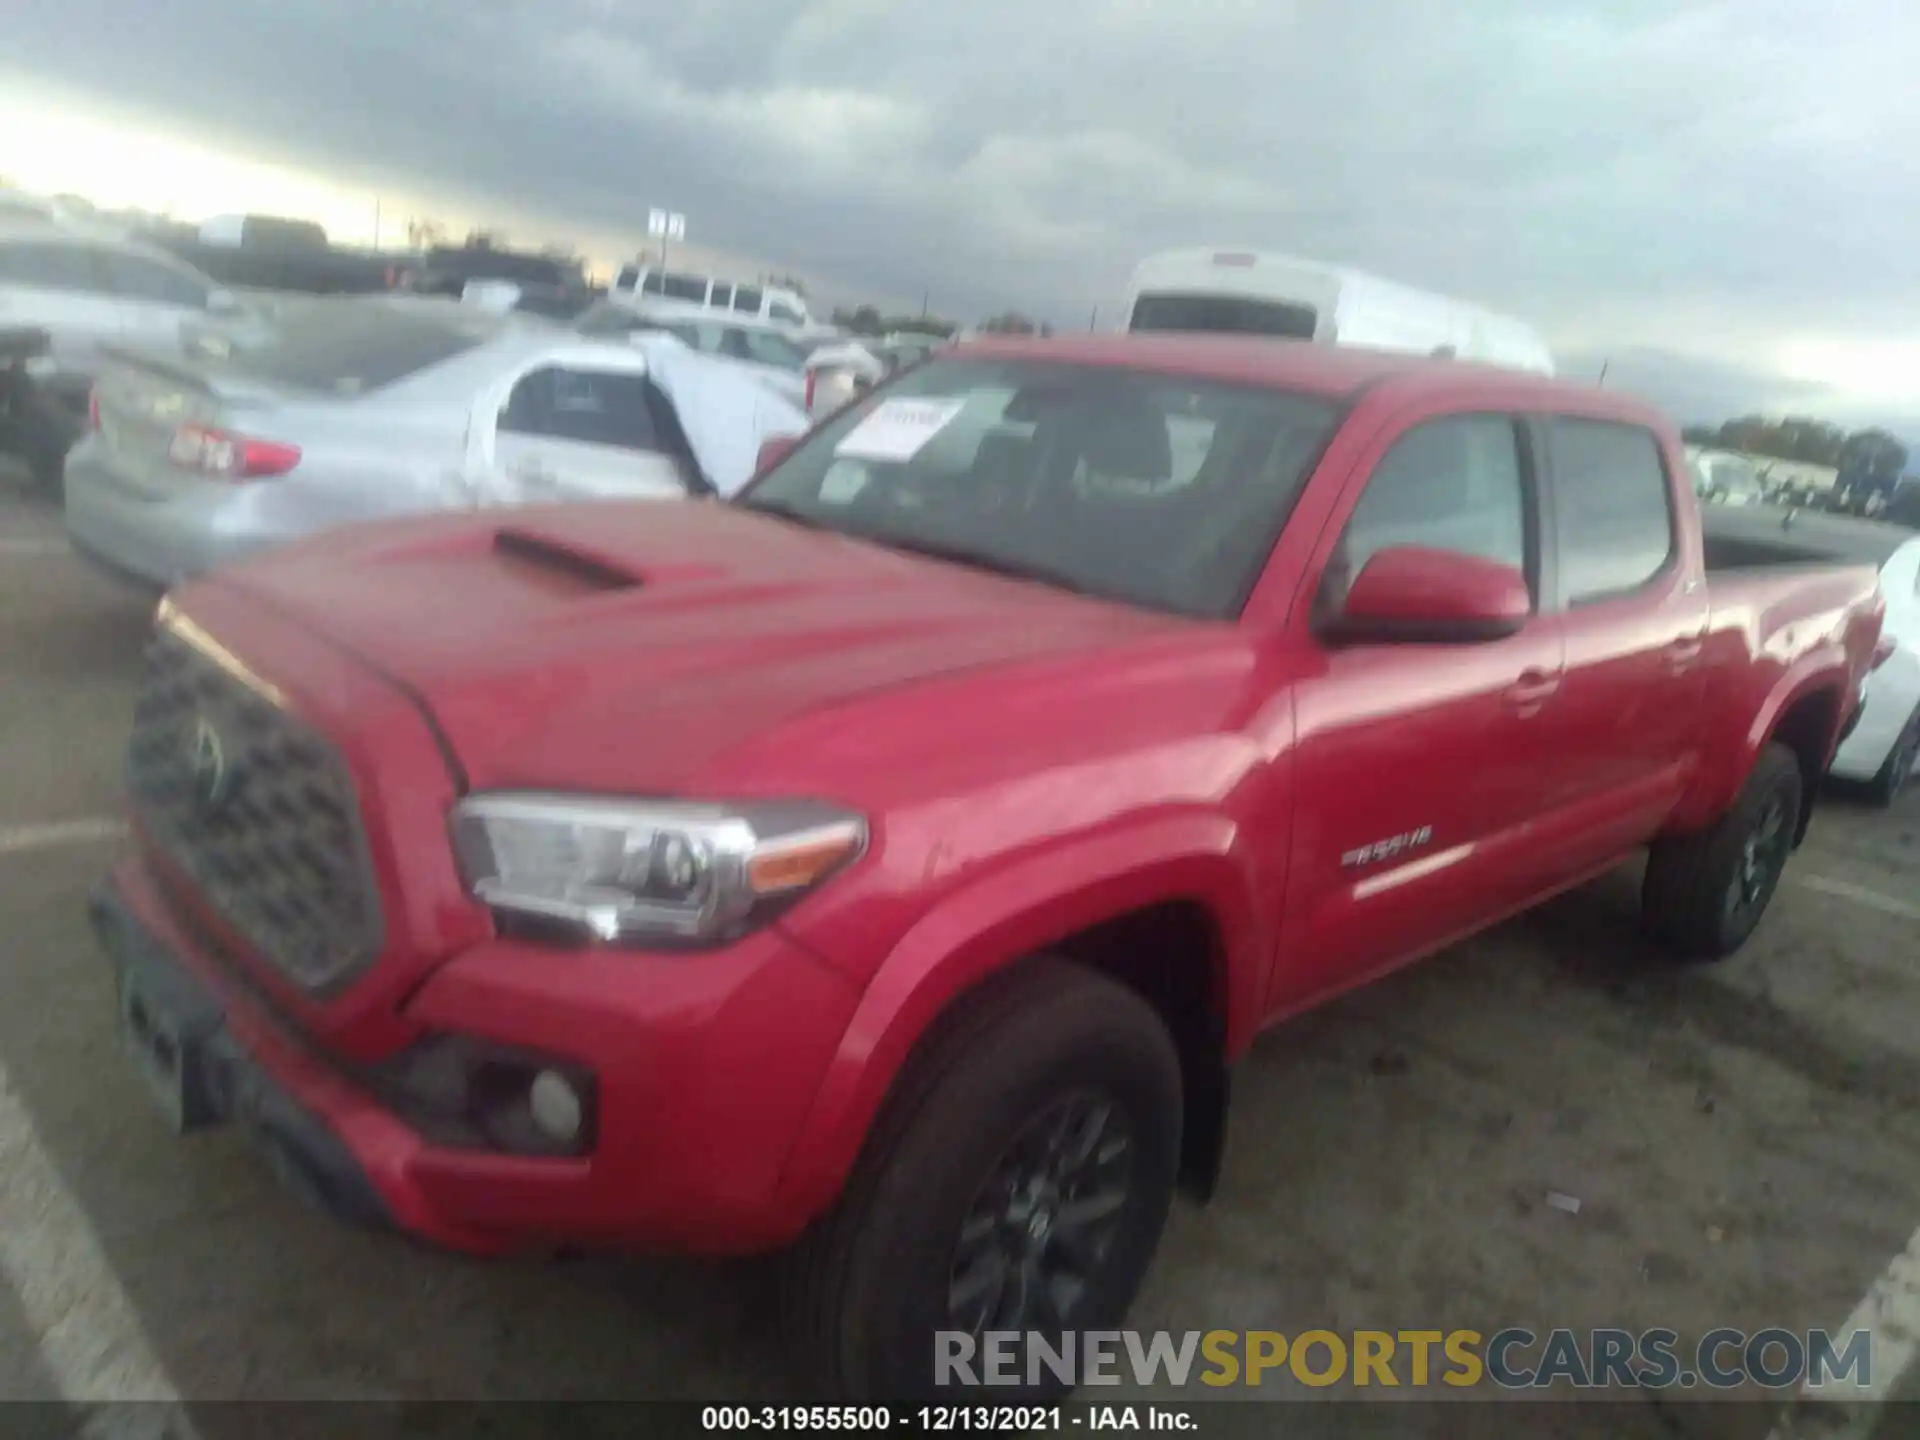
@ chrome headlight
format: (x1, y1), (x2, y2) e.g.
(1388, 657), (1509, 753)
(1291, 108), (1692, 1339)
(449, 794), (866, 946)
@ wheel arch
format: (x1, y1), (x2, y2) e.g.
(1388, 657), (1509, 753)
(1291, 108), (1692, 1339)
(773, 821), (1266, 1224)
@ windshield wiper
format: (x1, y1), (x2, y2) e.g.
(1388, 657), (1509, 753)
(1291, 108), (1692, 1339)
(865, 533), (1098, 598)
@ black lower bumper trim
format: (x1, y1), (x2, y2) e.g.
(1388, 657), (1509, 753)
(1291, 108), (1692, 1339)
(88, 881), (393, 1231)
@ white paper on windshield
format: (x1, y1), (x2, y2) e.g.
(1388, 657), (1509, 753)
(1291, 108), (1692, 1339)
(833, 398), (965, 463)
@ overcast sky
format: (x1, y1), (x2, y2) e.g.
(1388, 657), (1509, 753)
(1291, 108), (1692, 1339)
(6, 0), (1920, 430)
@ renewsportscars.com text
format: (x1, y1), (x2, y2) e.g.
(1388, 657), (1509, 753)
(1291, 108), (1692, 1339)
(935, 1327), (1873, 1391)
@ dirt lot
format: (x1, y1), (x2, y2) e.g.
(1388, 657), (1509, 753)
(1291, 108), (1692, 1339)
(2, 477), (1916, 1438)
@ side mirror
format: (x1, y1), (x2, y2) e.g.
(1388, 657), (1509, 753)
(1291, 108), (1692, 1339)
(756, 435), (800, 474)
(1321, 545), (1531, 645)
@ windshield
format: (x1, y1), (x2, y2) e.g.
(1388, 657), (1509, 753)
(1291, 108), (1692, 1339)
(737, 356), (1340, 619)
(1129, 292), (1319, 338)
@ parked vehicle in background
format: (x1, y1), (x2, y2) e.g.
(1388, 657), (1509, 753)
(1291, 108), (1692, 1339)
(610, 264), (811, 326)
(873, 332), (945, 374)
(574, 297), (812, 409)
(0, 220), (248, 489)
(0, 324), (63, 484)
(1703, 505), (1920, 804)
(87, 335), (1886, 1405)
(456, 278), (594, 322)
(140, 214), (412, 296)
(797, 340), (887, 415)
(1122, 248), (1557, 374)
(407, 243), (596, 313)
(63, 297), (807, 587)
(1687, 447), (1768, 506)
(0, 190), (98, 230)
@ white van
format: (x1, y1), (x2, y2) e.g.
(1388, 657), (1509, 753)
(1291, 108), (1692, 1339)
(1121, 248), (1555, 375)
(611, 264), (811, 327)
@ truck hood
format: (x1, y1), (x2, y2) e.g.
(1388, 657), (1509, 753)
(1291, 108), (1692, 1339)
(211, 500), (1178, 792)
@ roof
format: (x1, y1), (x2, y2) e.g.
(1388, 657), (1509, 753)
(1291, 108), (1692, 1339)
(945, 333), (1649, 413)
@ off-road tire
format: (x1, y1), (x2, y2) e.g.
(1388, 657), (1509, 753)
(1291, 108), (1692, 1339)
(781, 958), (1183, 1403)
(1643, 741), (1803, 960)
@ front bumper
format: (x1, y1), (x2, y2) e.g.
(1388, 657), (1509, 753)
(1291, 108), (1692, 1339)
(1832, 673), (1914, 781)
(91, 881), (393, 1229)
(91, 856), (861, 1256)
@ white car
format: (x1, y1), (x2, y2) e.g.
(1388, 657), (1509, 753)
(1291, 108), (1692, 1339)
(1833, 531), (1920, 804)
(574, 296), (814, 409)
(64, 298), (808, 588)
(0, 219), (242, 487)
(1701, 507), (1918, 803)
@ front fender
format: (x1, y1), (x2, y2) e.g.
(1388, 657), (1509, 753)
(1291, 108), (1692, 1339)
(771, 812), (1265, 1224)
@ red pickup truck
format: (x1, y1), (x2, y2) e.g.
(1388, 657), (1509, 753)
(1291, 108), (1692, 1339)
(92, 337), (1887, 1401)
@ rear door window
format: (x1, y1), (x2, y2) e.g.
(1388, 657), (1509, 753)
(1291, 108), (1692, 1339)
(660, 274), (707, 302)
(732, 285), (764, 314)
(1547, 418), (1676, 604)
(500, 366), (665, 453)
(1129, 293), (1318, 338)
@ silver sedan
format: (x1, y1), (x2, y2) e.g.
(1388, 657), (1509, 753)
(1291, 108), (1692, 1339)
(63, 296), (809, 588)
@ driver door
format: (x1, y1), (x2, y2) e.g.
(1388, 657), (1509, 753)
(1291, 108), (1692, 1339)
(1272, 410), (1567, 1014)
(464, 345), (693, 506)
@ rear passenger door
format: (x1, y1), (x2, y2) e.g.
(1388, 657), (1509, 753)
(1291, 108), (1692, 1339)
(1278, 411), (1567, 1011)
(1535, 415), (1709, 861)
(467, 347), (693, 506)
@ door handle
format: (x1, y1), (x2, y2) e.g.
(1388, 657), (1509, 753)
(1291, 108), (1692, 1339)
(1667, 637), (1705, 674)
(509, 458), (551, 483)
(1504, 668), (1561, 715)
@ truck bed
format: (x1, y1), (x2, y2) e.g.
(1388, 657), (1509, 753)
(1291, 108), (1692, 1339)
(1702, 504), (1912, 572)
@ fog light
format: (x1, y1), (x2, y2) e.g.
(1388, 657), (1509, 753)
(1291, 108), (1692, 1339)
(528, 1069), (583, 1143)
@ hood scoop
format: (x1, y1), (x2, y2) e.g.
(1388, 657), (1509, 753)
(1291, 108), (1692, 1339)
(491, 527), (644, 593)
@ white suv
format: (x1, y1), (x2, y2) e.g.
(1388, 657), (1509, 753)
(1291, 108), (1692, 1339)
(0, 221), (235, 488)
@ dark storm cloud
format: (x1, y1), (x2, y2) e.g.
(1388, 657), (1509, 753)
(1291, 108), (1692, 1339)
(9, 0), (1920, 408)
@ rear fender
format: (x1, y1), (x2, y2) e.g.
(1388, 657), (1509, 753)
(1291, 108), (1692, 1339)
(1672, 653), (1852, 838)
(772, 814), (1264, 1223)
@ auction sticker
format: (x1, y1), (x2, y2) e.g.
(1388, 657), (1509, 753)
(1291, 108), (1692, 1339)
(834, 398), (966, 463)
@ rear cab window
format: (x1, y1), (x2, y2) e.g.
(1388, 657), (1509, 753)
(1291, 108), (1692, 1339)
(1547, 418), (1677, 604)
(1129, 293), (1318, 338)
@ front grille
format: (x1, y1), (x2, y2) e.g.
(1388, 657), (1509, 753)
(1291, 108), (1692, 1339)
(125, 628), (385, 994)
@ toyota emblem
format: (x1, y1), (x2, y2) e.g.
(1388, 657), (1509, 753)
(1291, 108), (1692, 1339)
(187, 717), (232, 813)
